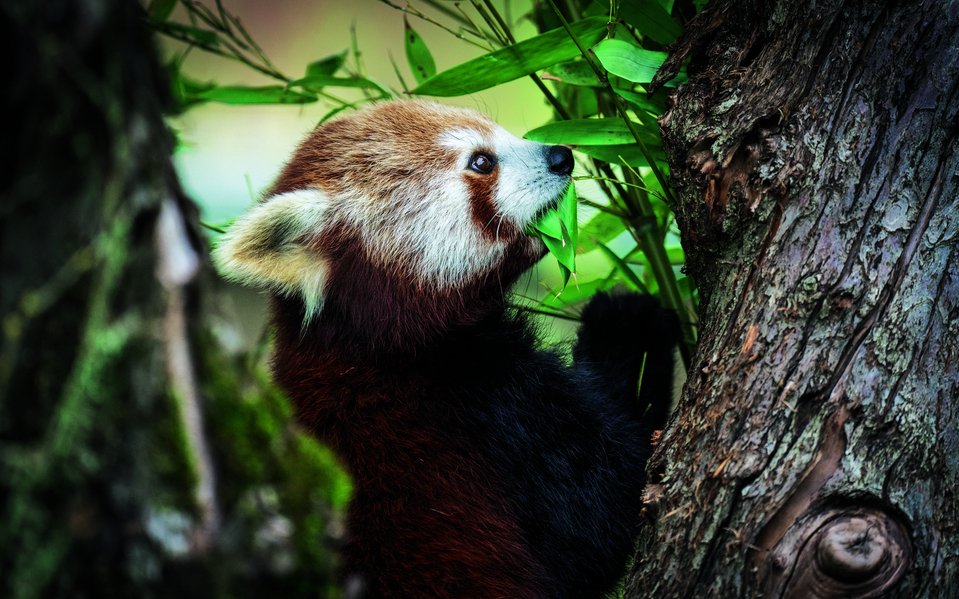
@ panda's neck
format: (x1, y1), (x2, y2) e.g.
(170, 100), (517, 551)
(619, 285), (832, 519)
(270, 291), (531, 363)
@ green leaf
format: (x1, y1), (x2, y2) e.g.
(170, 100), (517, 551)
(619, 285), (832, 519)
(525, 118), (660, 146)
(289, 75), (392, 98)
(613, 87), (665, 117)
(597, 242), (648, 293)
(615, 0), (682, 45)
(306, 50), (348, 77)
(543, 60), (602, 87)
(573, 144), (669, 167)
(197, 85), (317, 105)
(147, 0), (178, 22)
(404, 17), (436, 84)
(593, 39), (668, 83)
(541, 276), (615, 309)
(528, 184), (578, 287)
(167, 69), (215, 112)
(412, 16), (609, 96)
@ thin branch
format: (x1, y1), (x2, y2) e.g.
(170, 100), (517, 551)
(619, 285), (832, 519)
(376, 0), (495, 51)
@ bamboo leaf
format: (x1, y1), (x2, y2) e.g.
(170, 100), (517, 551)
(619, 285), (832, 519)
(614, 0), (682, 45)
(543, 60), (602, 87)
(197, 85), (317, 105)
(593, 39), (667, 83)
(573, 144), (669, 167)
(525, 118), (660, 146)
(613, 87), (665, 117)
(411, 16), (609, 96)
(306, 50), (348, 77)
(404, 17), (437, 84)
(528, 184), (578, 287)
(541, 276), (614, 309)
(289, 75), (392, 97)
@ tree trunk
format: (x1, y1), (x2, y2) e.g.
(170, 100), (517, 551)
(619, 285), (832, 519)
(626, 1), (959, 596)
(0, 1), (345, 597)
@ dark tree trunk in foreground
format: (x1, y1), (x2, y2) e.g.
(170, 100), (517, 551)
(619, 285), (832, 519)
(627, 1), (958, 597)
(1, 2), (344, 597)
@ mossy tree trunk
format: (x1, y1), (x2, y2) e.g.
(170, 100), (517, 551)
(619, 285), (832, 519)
(0, 1), (347, 597)
(626, 1), (958, 596)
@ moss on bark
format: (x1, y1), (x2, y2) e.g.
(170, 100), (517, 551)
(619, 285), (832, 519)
(0, 1), (346, 596)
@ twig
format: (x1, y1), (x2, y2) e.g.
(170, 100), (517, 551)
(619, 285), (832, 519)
(376, 0), (494, 51)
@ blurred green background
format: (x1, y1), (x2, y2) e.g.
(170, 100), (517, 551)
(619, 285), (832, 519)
(162, 0), (624, 344)
(160, 0), (694, 351)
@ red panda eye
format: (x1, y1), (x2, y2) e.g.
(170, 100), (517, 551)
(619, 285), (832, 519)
(469, 152), (495, 174)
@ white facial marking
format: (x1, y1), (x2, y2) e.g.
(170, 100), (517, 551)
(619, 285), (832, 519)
(489, 127), (570, 227)
(334, 169), (503, 288)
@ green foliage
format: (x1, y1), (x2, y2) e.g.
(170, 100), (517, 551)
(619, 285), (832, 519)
(525, 118), (661, 146)
(593, 39), (668, 83)
(527, 184), (579, 285)
(197, 85), (318, 105)
(410, 16), (608, 96)
(404, 17), (437, 84)
(611, 0), (682, 44)
(152, 0), (709, 363)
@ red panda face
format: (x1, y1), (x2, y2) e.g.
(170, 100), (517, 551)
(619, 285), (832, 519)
(214, 100), (572, 326)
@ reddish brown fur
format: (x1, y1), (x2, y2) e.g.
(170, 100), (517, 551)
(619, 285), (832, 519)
(269, 101), (495, 200)
(271, 226), (549, 596)
(278, 348), (550, 598)
(464, 162), (519, 241)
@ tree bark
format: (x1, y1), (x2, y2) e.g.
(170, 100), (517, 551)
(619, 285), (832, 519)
(626, 1), (958, 597)
(0, 1), (345, 597)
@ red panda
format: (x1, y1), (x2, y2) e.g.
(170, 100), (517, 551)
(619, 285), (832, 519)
(215, 100), (678, 598)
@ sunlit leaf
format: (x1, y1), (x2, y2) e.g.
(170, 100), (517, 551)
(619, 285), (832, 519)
(404, 17), (436, 84)
(289, 75), (392, 97)
(562, 188), (578, 252)
(543, 60), (601, 87)
(525, 118), (660, 146)
(573, 144), (671, 167)
(541, 276), (615, 309)
(593, 39), (667, 83)
(614, 88), (665, 117)
(412, 16), (608, 96)
(306, 50), (348, 77)
(614, 0), (682, 45)
(528, 184), (578, 287)
(197, 85), (317, 105)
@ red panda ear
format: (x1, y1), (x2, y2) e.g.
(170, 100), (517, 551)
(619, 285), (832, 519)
(213, 188), (329, 320)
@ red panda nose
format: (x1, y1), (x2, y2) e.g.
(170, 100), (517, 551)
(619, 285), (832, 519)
(546, 146), (574, 176)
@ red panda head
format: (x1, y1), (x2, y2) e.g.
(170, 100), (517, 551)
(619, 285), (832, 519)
(214, 100), (573, 350)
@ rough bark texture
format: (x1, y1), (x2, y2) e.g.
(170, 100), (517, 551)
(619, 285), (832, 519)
(0, 1), (347, 597)
(627, 0), (958, 597)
